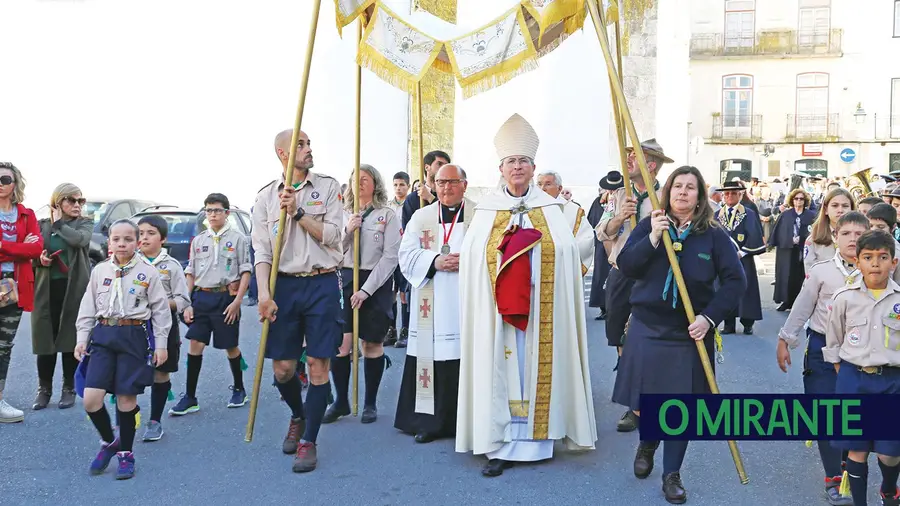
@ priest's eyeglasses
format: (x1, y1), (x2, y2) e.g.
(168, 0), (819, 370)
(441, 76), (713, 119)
(435, 179), (465, 188)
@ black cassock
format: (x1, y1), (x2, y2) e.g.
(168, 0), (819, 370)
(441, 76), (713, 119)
(716, 205), (766, 321)
(587, 196), (610, 308)
(767, 208), (816, 306)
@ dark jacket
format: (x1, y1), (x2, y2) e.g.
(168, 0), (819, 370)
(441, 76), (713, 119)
(31, 217), (91, 355)
(0, 204), (43, 311)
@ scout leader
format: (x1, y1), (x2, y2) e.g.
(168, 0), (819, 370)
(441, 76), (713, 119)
(74, 220), (172, 480)
(136, 215), (190, 442)
(170, 193), (252, 417)
(252, 129), (343, 473)
(825, 230), (900, 506)
(776, 211), (870, 506)
(713, 180), (766, 335)
(596, 138), (672, 433)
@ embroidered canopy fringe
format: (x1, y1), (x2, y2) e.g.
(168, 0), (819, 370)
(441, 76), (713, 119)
(460, 55), (539, 98)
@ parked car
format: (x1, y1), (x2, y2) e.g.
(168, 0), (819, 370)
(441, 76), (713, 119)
(86, 198), (163, 266)
(129, 206), (252, 268)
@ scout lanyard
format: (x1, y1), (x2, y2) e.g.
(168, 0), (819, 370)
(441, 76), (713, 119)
(438, 202), (463, 255)
(210, 223), (232, 266)
(661, 221), (693, 308)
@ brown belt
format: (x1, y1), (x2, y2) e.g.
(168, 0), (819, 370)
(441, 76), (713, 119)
(195, 286), (228, 293)
(98, 318), (144, 327)
(281, 267), (337, 278)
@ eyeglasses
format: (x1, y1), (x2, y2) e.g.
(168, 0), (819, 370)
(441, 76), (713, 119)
(63, 196), (87, 206)
(793, 197), (806, 201)
(435, 179), (465, 188)
(0, 175), (14, 186)
(204, 208), (227, 215)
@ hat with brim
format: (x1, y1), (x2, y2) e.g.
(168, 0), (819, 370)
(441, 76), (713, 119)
(880, 174), (898, 183)
(715, 180), (746, 191)
(885, 186), (900, 198)
(624, 138), (674, 164)
(599, 171), (624, 191)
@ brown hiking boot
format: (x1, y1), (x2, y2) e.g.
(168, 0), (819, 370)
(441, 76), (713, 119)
(282, 417), (305, 455)
(33, 385), (52, 411)
(292, 441), (317, 473)
(58, 387), (76, 409)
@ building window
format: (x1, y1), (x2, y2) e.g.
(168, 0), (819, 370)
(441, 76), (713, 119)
(893, 78), (900, 139)
(798, 0), (830, 47)
(796, 73), (830, 137)
(795, 159), (828, 178)
(895, 0), (900, 37)
(722, 75), (753, 129)
(720, 159), (752, 184)
(724, 0), (755, 51)
(890, 154), (900, 173)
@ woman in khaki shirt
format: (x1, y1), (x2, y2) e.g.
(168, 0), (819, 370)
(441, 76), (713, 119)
(323, 164), (401, 425)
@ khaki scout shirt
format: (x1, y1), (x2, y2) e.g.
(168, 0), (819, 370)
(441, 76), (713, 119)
(185, 227), (251, 288)
(825, 279), (900, 367)
(341, 206), (401, 295)
(252, 171), (343, 273)
(75, 258), (173, 349)
(140, 249), (191, 312)
(803, 239), (835, 273)
(778, 254), (859, 349)
(596, 184), (660, 267)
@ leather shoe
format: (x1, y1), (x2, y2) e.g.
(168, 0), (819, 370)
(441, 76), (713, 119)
(361, 406), (377, 424)
(662, 472), (687, 504)
(594, 309), (607, 320)
(617, 410), (639, 432)
(721, 325), (736, 335)
(414, 432), (437, 444)
(743, 325), (754, 335)
(634, 441), (659, 479)
(481, 459), (513, 477)
(321, 403), (350, 424)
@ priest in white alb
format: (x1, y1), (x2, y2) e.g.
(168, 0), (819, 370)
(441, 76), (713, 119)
(456, 114), (597, 478)
(536, 170), (594, 275)
(394, 163), (475, 444)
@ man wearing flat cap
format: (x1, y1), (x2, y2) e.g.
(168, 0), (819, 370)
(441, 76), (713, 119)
(596, 138), (672, 433)
(456, 113), (596, 478)
(587, 172), (624, 320)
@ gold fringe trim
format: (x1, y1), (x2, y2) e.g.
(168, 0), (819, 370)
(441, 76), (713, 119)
(356, 47), (418, 94)
(530, 207), (555, 441)
(461, 55), (539, 99)
(334, 0), (375, 37)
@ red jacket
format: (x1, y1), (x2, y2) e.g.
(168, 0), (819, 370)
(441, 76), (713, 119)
(0, 204), (43, 311)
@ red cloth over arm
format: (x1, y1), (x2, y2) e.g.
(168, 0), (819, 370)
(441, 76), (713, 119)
(494, 228), (543, 332)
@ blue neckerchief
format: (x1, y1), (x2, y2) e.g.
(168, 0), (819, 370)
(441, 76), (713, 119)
(662, 222), (693, 308)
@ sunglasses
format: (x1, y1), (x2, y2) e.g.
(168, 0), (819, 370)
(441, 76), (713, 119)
(63, 196), (87, 206)
(0, 175), (14, 186)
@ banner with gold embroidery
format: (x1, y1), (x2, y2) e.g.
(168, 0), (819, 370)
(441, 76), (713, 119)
(414, 0), (457, 24)
(334, 0), (375, 34)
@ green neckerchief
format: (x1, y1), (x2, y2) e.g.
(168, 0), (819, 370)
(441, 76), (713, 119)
(662, 220), (693, 308)
(633, 180), (661, 221)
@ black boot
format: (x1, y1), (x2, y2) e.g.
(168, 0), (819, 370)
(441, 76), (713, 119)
(395, 328), (408, 348)
(634, 441), (659, 479)
(383, 326), (397, 347)
(33, 380), (52, 411)
(662, 472), (687, 504)
(617, 410), (639, 432)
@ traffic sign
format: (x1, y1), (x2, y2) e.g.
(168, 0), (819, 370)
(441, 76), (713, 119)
(840, 148), (856, 163)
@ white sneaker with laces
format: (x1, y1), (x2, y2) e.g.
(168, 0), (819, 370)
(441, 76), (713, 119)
(0, 399), (24, 423)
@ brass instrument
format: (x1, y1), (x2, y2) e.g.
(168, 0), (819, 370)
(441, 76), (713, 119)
(789, 174), (805, 192)
(847, 167), (878, 201)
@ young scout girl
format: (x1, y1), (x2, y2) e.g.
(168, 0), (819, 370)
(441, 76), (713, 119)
(74, 220), (172, 480)
(804, 188), (855, 272)
(825, 230), (900, 506)
(137, 215), (190, 441)
(777, 211), (869, 506)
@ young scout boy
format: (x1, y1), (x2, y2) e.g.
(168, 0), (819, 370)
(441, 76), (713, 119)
(864, 203), (900, 285)
(777, 212), (867, 506)
(74, 220), (172, 480)
(137, 215), (190, 441)
(169, 193), (252, 415)
(825, 230), (900, 506)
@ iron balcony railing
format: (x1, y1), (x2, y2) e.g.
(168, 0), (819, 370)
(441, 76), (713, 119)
(690, 29), (842, 57)
(785, 113), (840, 140)
(711, 114), (763, 142)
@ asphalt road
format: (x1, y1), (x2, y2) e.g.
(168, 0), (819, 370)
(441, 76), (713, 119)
(0, 263), (886, 505)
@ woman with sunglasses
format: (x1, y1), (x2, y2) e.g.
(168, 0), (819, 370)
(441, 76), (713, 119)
(0, 162), (44, 423)
(30, 183), (92, 410)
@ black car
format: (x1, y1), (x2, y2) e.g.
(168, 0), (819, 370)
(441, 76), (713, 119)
(130, 206), (252, 269)
(85, 198), (162, 267)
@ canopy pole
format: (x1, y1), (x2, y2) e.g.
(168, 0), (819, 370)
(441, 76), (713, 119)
(608, 15), (636, 229)
(246, 0), (322, 443)
(351, 18), (364, 417)
(416, 83), (425, 207)
(587, 0), (750, 485)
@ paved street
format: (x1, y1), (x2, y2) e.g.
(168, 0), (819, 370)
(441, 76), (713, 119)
(0, 257), (885, 505)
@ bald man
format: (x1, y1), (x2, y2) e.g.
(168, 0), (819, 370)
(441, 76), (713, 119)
(252, 129), (343, 473)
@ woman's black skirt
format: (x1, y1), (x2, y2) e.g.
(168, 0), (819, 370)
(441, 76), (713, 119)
(341, 268), (394, 343)
(612, 316), (715, 411)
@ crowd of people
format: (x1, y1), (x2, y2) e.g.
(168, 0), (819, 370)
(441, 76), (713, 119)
(0, 114), (898, 506)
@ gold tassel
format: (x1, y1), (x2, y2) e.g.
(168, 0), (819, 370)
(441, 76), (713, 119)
(135, 411), (141, 428)
(839, 470), (850, 497)
(805, 440), (813, 448)
(606, 0), (619, 24)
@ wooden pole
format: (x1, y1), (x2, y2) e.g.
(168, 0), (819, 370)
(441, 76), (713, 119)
(351, 19), (363, 417)
(245, 0), (322, 443)
(587, 0), (750, 485)
(416, 82), (425, 207)
(608, 16), (636, 229)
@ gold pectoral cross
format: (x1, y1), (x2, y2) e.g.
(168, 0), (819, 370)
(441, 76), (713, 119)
(504, 346), (512, 360)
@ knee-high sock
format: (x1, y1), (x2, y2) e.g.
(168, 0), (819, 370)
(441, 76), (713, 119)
(87, 405), (116, 444)
(150, 381), (171, 423)
(845, 458), (868, 506)
(364, 355), (385, 408)
(61, 352), (78, 389)
(186, 354), (202, 398)
(275, 373), (306, 420)
(879, 459), (900, 497)
(228, 354), (245, 391)
(303, 382), (330, 443)
(662, 440), (689, 475)
(330, 355), (351, 408)
(117, 406), (139, 453)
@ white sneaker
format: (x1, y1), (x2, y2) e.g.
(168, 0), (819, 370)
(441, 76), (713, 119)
(0, 399), (25, 423)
